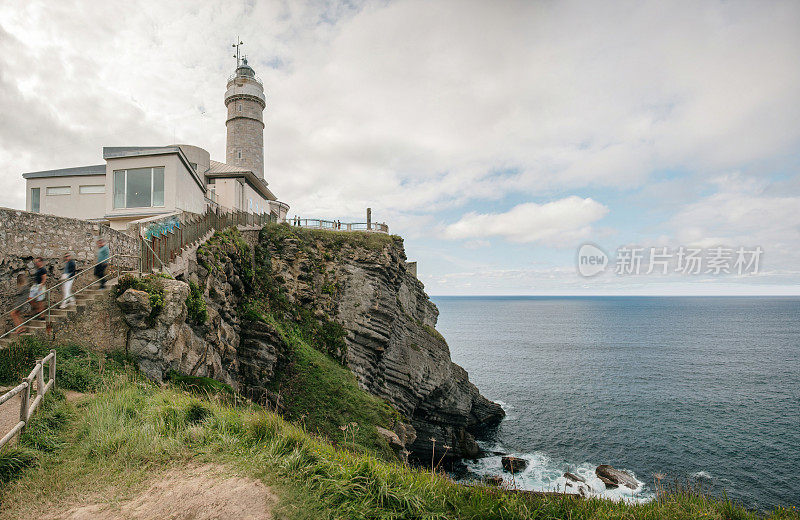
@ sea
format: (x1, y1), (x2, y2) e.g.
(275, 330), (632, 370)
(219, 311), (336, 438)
(432, 296), (800, 511)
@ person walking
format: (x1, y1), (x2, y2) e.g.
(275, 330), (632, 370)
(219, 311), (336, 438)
(95, 238), (110, 289)
(31, 257), (47, 316)
(10, 272), (30, 334)
(60, 252), (77, 308)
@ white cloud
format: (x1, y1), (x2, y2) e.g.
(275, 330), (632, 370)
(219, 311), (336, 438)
(1, 0), (798, 222)
(442, 196), (609, 246)
(668, 174), (800, 270)
(1, 0), (799, 294)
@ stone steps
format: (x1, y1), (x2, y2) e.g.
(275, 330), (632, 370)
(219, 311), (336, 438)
(0, 282), (115, 350)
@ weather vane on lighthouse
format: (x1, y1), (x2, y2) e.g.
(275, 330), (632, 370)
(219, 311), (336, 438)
(232, 37), (244, 66)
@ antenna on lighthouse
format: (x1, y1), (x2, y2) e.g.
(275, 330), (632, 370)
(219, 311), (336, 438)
(232, 37), (244, 66)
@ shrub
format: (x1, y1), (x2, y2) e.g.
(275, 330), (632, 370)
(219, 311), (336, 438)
(166, 371), (234, 397)
(0, 447), (38, 484)
(57, 354), (103, 393)
(18, 390), (72, 453)
(185, 281), (208, 326)
(0, 337), (50, 385)
(114, 274), (166, 326)
(184, 401), (212, 425)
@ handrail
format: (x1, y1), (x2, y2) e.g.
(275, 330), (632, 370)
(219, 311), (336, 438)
(0, 253), (136, 341)
(0, 252), (125, 326)
(0, 350), (56, 450)
(141, 236), (174, 279)
(0, 271), (115, 341)
(140, 208), (275, 276)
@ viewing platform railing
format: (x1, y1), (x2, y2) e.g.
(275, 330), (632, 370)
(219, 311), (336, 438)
(289, 219), (389, 234)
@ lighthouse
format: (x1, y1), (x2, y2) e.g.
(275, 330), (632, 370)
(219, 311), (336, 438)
(224, 56), (266, 179)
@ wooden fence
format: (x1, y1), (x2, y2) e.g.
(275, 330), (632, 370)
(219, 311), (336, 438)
(0, 350), (56, 449)
(140, 208), (276, 273)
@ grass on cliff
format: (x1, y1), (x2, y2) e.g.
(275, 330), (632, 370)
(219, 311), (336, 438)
(1, 341), (797, 520)
(243, 304), (400, 459)
(260, 222), (402, 254)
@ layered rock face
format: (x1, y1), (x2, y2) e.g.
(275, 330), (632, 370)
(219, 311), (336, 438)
(117, 278), (239, 387)
(116, 226), (503, 460)
(257, 228), (504, 459)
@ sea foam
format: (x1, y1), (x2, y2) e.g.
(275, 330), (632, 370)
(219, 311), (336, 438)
(461, 443), (654, 503)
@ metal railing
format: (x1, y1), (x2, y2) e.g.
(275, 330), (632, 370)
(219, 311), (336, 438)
(227, 73), (263, 86)
(0, 350), (56, 449)
(0, 254), (135, 342)
(289, 218), (389, 234)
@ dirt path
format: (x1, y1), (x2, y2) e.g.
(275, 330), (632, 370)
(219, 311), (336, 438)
(51, 464), (276, 520)
(0, 391), (22, 445)
(0, 387), (85, 447)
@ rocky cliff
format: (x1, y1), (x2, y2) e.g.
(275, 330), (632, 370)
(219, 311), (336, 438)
(116, 225), (503, 461)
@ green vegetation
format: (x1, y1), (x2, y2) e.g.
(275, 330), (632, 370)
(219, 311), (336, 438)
(185, 281), (208, 326)
(114, 274), (166, 326)
(0, 337), (43, 385)
(422, 323), (446, 344)
(244, 305), (399, 458)
(321, 280), (339, 295)
(165, 371), (234, 396)
(260, 222), (401, 254)
(0, 448), (37, 484)
(0, 338), (107, 392)
(197, 227), (254, 281)
(1, 340), (796, 519)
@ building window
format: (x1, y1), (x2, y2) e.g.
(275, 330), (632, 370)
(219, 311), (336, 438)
(31, 188), (40, 213)
(113, 167), (165, 209)
(237, 150), (242, 160)
(46, 186), (71, 196)
(237, 102), (242, 112)
(79, 185), (105, 194)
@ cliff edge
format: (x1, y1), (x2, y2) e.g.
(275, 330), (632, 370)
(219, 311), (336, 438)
(116, 225), (504, 461)
(255, 225), (505, 459)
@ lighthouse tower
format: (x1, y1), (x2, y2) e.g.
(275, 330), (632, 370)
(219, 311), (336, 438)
(224, 56), (266, 178)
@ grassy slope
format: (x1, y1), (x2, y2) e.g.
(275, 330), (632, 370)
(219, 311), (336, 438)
(0, 342), (797, 519)
(273, 323), (401, 459)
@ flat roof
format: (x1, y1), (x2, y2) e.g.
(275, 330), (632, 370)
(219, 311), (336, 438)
(22, 164), (106, 179)
(207, 160), (277, 201)
(103, 146), (206, 191)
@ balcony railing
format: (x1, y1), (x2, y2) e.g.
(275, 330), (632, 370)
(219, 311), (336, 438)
(227, 73), (263, 86)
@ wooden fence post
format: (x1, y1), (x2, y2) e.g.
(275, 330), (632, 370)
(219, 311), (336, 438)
(19, 376), (31, 431)
(36, 359), (44, 400)
(50, 350), (56, 388)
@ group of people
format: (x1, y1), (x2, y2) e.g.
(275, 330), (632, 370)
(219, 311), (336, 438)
(8, 239), (110, 335)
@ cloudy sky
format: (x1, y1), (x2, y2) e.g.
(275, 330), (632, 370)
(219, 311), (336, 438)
(1, 0), (799, 295)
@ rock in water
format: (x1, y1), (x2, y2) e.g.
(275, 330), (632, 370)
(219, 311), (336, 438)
(595, 465), (638, 490)
(501, 456), (528, 473)
(564, 472), (586, 484)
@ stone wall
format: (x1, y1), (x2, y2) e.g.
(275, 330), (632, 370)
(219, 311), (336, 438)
(46, 291), (129, 353)
(0, 207), (140, 327)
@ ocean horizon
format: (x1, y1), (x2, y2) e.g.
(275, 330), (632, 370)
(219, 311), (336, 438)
(433, 295), (800, 511)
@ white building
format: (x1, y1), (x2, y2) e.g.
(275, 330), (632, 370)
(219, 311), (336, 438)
(22, 57), (289, 231)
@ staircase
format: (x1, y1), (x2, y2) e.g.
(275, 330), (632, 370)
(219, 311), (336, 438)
(156, 230), (214, 279)
(0, 283), (115, 350)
